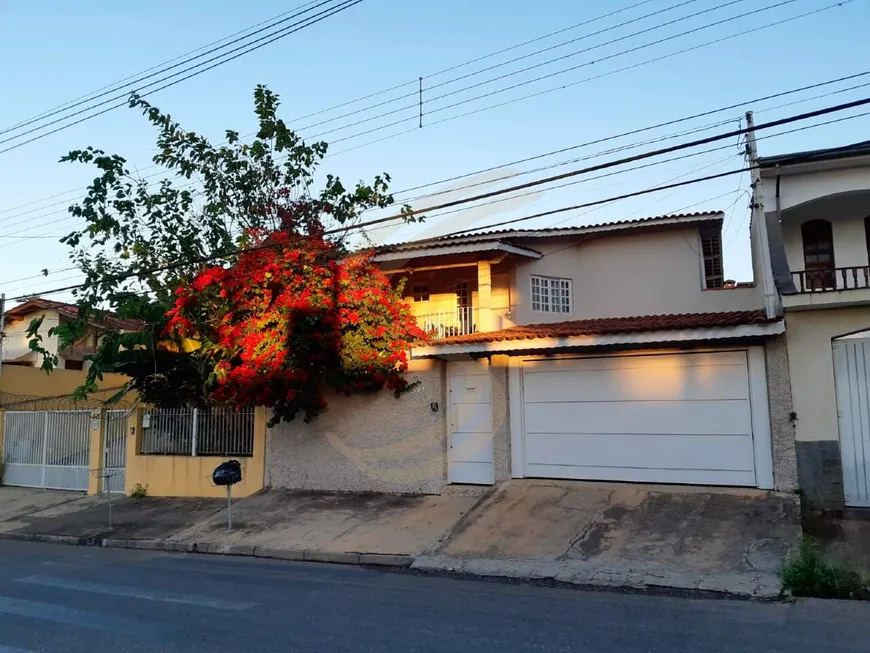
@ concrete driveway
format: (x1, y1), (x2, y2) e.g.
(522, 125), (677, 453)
(414, 480), (801, 597)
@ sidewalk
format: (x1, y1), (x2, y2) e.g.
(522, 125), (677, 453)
(0, 481), (800, 598)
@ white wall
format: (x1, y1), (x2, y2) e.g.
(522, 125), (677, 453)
(760, 165), (870, 213)
(509, 229), (765, 324)
(2, 312), (61, 361)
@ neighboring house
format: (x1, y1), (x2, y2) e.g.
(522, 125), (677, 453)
(1, 297), (142, 371)
(267, 211), (796, 496)
(756, 141), (870, 511)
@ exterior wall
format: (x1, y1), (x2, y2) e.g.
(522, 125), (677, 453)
(510, 229), (765, 324)
(764, 334), (799, 492)
(760, 165), (870, 212)
(265, 358), (447, 494)
(490, 355), (511, 482)
(2, 312), (61, 363)
(123, 407), (267, 498)
(783, 307), (870, 510)
(0, 365), (130, 406)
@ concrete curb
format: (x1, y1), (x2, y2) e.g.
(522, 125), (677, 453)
(0, 531), (414, 568)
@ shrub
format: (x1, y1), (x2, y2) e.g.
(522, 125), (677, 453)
(129, 483), (148, 499)
(782, 537), (870, 599)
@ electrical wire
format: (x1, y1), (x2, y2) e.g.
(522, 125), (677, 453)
(0, 0), (363, 155)
(6, 95), (870, 301)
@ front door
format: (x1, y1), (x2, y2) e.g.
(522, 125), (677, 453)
(834, 337), (870, 506)
(455, 281), (471, 335)
(448, 360), (494, 485)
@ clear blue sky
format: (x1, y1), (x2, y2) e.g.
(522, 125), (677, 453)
(0, 0), (868, 301)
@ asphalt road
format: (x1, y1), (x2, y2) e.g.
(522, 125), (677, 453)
(0, 541), (867, 652)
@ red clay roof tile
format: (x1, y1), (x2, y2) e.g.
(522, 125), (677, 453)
(428, 310), (774, 346)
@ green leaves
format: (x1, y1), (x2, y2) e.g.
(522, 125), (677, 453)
(36, 85), (405, 409)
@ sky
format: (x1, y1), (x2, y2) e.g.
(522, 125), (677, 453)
(0, 0), (868, 304)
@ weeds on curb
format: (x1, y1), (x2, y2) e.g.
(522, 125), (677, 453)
(129, 483), (148, 499)
(782, 537), (870, 600)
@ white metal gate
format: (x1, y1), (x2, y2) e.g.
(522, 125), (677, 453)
(2, 410), (91, 491)
(104, 410), (129, 493)
(834, 338), (870, 507)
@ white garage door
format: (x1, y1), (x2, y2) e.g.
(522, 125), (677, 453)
(522, 351), (758, 487)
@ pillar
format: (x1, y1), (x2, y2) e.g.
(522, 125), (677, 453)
(477, 260), (494, 332)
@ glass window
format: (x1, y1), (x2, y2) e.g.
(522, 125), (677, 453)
(530, 276), (571, 314)
(412, 284), (429, 302)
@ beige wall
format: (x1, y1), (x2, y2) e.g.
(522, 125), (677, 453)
(266, 358), (447, 494)
(509, 229), (765, 324)
(784, 307), (870, 443)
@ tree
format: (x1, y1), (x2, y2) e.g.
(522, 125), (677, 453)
(31, 85), (424, 422)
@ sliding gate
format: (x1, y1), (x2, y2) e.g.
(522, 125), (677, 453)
(2, 410), (91, 491)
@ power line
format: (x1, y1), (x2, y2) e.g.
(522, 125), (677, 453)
(0, 0), (363, 155)
(0, 1), (855, 226)
(0, 0), (328, 136)
(3, 59), (867, 242)
(8, 95), (870, 301)
(0, 0), (352, 141)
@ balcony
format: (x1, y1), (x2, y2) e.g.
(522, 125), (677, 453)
(416, 307), (478, 339)
(792, 267), (870, 293)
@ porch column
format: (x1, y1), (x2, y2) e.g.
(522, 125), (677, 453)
(477, 260), (494, 332)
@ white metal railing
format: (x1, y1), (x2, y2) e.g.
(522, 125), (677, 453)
(417, 306), (477, 339)
(141, 407), (255, 457)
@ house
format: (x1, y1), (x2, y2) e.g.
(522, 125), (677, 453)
(756, 141), (870, 511)
(1, 297), (142, 371)
(266, 211), (797, 496)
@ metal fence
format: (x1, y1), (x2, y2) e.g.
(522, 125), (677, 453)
(140, 407), (255, 457)
(2, 410), (91, 491)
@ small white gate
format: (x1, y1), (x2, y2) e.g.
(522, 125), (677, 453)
(103, 410), (129, 493)
(2, 410), (91, 491)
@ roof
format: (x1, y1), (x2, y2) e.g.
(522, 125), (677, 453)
(758, 141), (870, 169)
(4, 298), (145, 331)
(428, 310), (772, 346)
(376, 211), (723, 254)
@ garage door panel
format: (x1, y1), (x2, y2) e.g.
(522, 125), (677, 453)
(523, 365), (749, 403)
(519, 350), (759, 488)
(525, 432), (755, 473)
(522, 351), (747, 373)
(524, 464), (757, 487)
(524, 400), (752, 436)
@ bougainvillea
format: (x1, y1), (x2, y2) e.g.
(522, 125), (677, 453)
(165, 229), (427, 425)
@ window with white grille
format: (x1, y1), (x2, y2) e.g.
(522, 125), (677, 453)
(531, 276), (572, 314)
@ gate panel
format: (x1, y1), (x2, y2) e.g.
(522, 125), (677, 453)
(2, 410), (91, 491)
(2, 412), (46, 488)
(104, 410), (129, 493)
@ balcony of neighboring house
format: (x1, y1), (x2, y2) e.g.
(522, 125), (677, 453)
(780, 189), (870, 310)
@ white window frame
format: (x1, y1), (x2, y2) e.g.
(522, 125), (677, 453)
(530, 275), (572, 314)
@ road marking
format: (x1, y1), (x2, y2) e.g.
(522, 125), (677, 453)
(0, 596), (159, 636)
(16, 575), (256, 610)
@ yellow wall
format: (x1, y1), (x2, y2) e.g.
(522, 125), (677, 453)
(0, 365), (131, 408)
(784, 307), (870, 443)
(122, 407), (267, 498)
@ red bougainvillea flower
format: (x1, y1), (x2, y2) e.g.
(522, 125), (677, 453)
(166, 228), (427, 424)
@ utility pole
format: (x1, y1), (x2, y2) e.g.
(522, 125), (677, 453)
(744, 111), (779, 319)
(0, 293), (5, 379)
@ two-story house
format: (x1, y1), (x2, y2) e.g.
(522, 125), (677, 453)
(1, 297), (142, 371)
(266, 211), (796, 497)
(757, 141), (870, 512)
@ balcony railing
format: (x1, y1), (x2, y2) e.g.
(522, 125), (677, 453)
(417, 307), (477, 339)
(792, 267), (870, 293)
